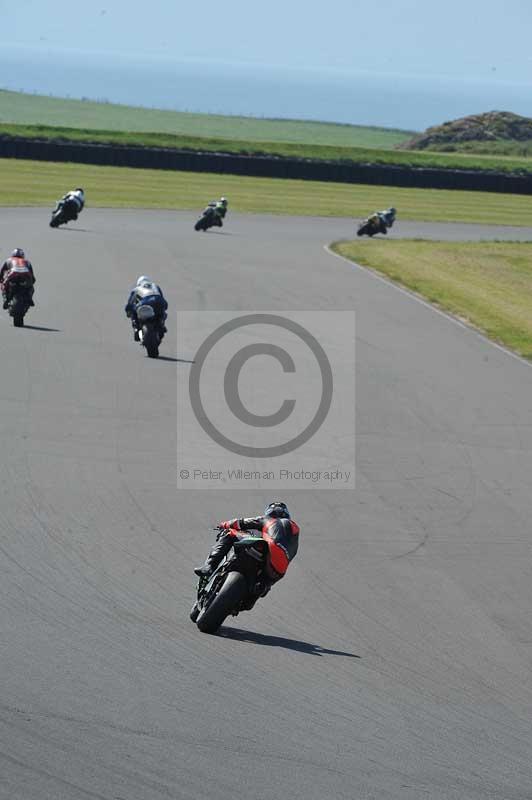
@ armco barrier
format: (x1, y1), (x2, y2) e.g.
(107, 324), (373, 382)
(1, 136), (531, 194)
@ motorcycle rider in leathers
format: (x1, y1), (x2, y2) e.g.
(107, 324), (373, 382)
(194, 501), (299, 602)
(214, 197), (228, 224)
(1, 249), (36, 309)
(53, 188), (85, 221)
(125, 275), (168, 342)
(202, 196), (228, 227)
(367, 206), (396, 234)
(378, 206), (396, 229)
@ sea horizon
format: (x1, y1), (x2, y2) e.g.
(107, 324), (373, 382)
(1, 46), (531, 131)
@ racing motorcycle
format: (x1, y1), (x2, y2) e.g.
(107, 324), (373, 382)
(6, 284), (33, 327)
(357, 214), (389, 237)
(49, 199), (80, 228)
(136, 302), (162, 358)
(3, 275), (33, 327)
(190, 532), (270, 634)
(194, 205), (222, 232)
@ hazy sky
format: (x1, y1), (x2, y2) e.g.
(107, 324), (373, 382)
(2, 0), (532, 86)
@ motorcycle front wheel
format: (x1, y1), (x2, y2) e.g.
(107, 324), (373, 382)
(189, 601), (201, 622)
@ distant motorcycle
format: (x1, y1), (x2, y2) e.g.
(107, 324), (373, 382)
(190, 532), (270, 634)
(194, 205), (222, 232)
(4, 277), (33, 327)
(357, 214), (389, 237)
(49, 199), (79, 228)
(357, 209), (396, 237)
(136, 302), (163, 359)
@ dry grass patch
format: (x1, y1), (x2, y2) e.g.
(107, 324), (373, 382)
(333, 239), (532, 358)
(2, 158), (532, 226)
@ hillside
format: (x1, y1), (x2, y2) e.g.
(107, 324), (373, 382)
(399, 111), (532, 155)
(3, 93), (532, 174)
(0, 90), (413, 149)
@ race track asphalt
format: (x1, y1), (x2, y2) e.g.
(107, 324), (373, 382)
(1, 208), (532, 800)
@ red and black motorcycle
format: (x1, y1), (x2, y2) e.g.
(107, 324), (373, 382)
(190, 531), (270, 634)
(2, 272), (34, 327)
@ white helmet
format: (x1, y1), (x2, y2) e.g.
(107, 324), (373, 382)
(136, 275), (151, 286)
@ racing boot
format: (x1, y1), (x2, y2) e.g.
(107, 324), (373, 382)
(194, 536), (232, 577)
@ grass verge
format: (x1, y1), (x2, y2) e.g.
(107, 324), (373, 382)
(332, 239), (532, 358)
(3, 122), (532, 174)
(2, 158), (532, 225)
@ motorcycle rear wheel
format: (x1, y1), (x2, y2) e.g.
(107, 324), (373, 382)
(11, 296), (26, 327)
(196, 571), (247, 634)
(142, 325), (159, 358)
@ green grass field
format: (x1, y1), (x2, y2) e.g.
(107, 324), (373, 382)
(2, 157), (532, 225)
(4, 122), (532, 175)
(0, 90), (412, 148)
(3, 91), (532, 174)
(332, 239), (532, 358)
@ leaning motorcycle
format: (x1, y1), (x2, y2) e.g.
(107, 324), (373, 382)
(194, 207), (221, 232)
(190, 534), (270, 634)
(357, 215), (388, 237)
(136, 303), (162, 359)
(5, 278), (33, 327)
(50, 199), (79, 228)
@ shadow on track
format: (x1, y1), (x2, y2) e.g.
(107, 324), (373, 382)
(51, 227), (90, 233)
(220, 627), (361, 658)
(156, 355), (195, 363)
(21, 325), (61, 332)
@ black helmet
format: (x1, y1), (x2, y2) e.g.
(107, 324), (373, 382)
(390, 207), (396, 215)
(264, 501), (290, 519)
(11, 248), (25, 258)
